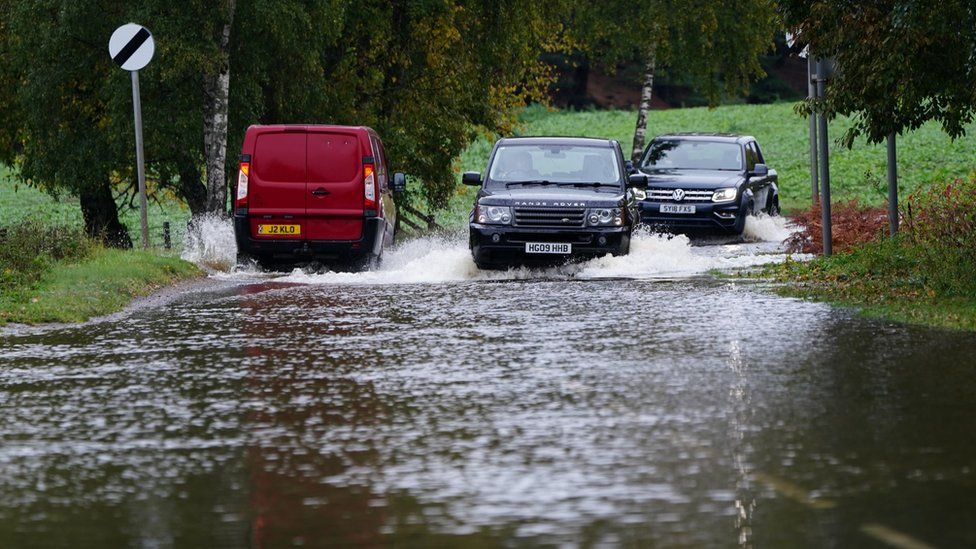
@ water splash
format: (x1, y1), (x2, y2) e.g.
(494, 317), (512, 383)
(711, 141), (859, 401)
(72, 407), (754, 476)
(180, 215), (237, 272)
(182, 214), (803, 284)
(743, 214), (795, 243)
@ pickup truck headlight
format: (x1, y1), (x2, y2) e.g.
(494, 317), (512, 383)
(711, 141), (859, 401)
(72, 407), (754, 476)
(477, 205), (512, 225)
(712, 188), (738, 203)
(586, 208), (623, 226)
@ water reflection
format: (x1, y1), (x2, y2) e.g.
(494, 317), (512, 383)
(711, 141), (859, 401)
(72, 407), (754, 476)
(1, 278), (974, 546)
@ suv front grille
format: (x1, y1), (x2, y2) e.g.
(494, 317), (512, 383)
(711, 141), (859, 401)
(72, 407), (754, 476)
(646, 188), (713, 202)
(513, 207), (586, 228)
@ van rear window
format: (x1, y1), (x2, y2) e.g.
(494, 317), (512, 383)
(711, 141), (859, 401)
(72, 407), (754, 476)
(254, 133), (306, 183)
(308, 133), (359, 183)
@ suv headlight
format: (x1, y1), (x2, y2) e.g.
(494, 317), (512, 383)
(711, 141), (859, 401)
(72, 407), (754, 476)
(712, 188), (737, 203)
(477, 205), (512, 225)
(586, 208), (623, 226)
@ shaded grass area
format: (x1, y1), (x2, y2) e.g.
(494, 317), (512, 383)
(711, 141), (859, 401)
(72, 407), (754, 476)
(0, 164), (193, 248)
(432, 102), (976, 230)
(1, 243), (201, 326)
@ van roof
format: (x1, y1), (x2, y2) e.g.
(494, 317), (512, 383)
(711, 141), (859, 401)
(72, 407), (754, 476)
(245, 124), (377, 135)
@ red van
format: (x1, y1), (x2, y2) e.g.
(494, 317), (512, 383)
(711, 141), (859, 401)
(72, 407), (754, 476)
(233, 125), (406, 269)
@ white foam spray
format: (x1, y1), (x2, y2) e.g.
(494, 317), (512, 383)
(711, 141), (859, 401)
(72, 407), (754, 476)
(181, 215), (805, 284)
(180, 214), (237, 272)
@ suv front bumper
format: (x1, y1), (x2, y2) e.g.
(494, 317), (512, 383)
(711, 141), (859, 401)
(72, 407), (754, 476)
(469, 224), (630, 267)
(638, 200), (746, 233)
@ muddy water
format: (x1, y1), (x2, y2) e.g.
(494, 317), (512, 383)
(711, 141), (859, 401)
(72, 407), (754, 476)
(1, 219), (974, 547)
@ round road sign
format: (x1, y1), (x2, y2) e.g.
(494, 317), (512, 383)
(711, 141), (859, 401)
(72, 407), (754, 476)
(108, 23), (155, 71)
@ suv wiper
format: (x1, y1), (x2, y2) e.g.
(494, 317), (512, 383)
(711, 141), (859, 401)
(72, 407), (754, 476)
(567, 182), (620, 188)
(505, 180), (555, 188)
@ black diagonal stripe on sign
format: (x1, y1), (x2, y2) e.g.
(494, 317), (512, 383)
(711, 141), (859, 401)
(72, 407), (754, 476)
(113, 27), (150, 67)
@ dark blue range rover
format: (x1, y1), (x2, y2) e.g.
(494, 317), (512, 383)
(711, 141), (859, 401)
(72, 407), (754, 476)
(465, 137), (643, 269)
(630, 133), (779, 234)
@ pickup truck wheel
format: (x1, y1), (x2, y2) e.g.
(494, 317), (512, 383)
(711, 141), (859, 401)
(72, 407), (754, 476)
(769, 196), (781, 217)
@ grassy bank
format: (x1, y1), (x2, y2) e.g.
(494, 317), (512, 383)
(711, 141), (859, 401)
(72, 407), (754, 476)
(767, 179), (976, 331)
(434, 103), (976, 229)
(1, 222), (201, 325)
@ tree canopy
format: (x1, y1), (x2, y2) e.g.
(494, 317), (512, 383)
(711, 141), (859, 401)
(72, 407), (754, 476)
(781, 0), (976, 146)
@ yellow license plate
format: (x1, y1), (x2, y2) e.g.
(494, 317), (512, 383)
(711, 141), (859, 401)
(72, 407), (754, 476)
(257, 224), (300, 236)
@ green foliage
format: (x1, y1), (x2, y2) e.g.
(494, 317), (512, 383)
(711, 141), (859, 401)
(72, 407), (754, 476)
(903, 178), (976, 296)
(767, 176), (976, 331)
(781, 0), (976, 146)
(0, 220), (95, 295)
(0, 247), (201, 325)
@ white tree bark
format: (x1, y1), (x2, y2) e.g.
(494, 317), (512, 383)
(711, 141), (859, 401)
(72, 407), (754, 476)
(204, 0), (236, 214)
(631, 46), (657, 163)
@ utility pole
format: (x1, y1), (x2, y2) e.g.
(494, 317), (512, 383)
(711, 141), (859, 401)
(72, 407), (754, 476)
(887, 133), (898, 235)
(807, 55), (819, 204)
(815, 57), (832, 257)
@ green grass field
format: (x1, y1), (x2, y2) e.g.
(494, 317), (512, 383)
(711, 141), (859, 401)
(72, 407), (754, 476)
(0, 164), (193, 247)
(434, 102), (976, 228)
(4, 102), (975, 235)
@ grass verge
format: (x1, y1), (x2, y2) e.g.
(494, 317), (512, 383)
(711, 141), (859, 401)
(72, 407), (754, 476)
(1, 248), (202, 325)
(766, 178), (976, 331)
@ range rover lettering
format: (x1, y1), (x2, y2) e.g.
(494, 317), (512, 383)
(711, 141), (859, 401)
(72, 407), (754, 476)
(630, 133), (779, 234)
(465, 137), (645, 269)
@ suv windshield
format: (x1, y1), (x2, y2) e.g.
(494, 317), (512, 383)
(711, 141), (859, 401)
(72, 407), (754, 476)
(641, 140), (743, 171)
(488, 144), (621, 185)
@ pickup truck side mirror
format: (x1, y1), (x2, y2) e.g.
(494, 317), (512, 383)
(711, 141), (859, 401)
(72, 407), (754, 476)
(392, 172), (407, 193)
(462, 171), (483, 186)
(750, 163), (769, 178)
(628, 173), (649, 189)
(625, 160), (636, 175)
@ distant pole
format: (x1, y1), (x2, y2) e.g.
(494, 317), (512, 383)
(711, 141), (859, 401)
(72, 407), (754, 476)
(131, 70), (149, 249)
(887, 132), (898, 236)
(807, 56), (819, 204)
(816, 58), (832, 257)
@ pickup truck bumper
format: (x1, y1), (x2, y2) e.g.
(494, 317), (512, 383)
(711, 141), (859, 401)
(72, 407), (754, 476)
(637, 200), (747, 234)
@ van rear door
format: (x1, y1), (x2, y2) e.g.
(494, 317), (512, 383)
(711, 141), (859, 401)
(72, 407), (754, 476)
(306, 129), (364, 241)
(248, 128), (307, 240)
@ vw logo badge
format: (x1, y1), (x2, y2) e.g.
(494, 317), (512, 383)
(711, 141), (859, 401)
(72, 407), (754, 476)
(672, 188), (686, 202)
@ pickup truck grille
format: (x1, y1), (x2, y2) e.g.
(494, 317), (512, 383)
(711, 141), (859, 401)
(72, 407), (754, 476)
(646, 188), (713, 202)
(514, 207), (586, 228)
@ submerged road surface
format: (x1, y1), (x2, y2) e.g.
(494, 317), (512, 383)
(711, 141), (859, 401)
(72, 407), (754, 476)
(1, 223), (975, 547)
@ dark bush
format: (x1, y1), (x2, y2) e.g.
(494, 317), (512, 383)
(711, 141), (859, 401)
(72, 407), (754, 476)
(904, 177), (976, 296)
(0, 221), (95, 292)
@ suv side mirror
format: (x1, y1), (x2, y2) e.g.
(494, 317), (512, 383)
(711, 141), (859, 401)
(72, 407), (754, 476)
(392, 172), (407, 193)
(628, 173), (649, 189)
(750, 163), (768, 177)
(625, 160), (636, 175)
(462, 171), (483, 186)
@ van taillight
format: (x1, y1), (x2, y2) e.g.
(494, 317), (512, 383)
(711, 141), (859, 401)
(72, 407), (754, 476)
(235, 162), (250, 208)
(363, 163), (377, 211)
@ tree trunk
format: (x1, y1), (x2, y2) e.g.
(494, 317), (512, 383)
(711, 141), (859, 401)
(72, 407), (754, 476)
(79, 182), (132, 248)
(203, 0), (236, 215)
(177, 157), (208, 216)
(631, 47), (657, 163)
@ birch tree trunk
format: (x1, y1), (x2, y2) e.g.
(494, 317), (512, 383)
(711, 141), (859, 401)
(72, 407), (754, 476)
(631, 46), (657, 163)
(203, 0), (236, 215)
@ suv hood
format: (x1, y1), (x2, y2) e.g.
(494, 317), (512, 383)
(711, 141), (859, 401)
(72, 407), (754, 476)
(639, 169), (744, 189)
(478, 187), (624, 208)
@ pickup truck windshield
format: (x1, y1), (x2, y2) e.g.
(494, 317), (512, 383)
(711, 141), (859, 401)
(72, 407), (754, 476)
(641, 140), (743, 171)
(488, 145), (621, 186)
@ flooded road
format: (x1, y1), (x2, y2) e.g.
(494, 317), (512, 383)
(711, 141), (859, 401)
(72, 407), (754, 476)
(2, 220), (975, 547)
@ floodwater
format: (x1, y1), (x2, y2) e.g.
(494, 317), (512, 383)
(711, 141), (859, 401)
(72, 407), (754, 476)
(1, 217), (974, 547)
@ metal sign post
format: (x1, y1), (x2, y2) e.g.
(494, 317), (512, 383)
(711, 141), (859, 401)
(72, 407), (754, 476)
(108, 23), (155, 249)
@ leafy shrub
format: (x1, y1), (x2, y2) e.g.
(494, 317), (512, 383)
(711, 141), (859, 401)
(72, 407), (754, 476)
(0, 221), (95, 292)
(786, 199), (889, 254)
(904, 177), (976, 296)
